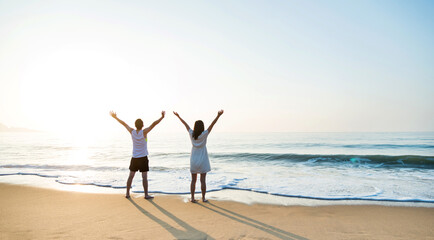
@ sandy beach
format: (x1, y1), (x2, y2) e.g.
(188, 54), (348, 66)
(0, 183), (433, 240)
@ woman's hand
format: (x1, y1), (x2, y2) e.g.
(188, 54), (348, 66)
(161, 111), (166, 118)
(173, 111), (180, 117)
(218, 110), (224, 116)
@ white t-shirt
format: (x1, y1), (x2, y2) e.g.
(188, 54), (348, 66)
(131, 129), (148, 158)
(189, 129), (211, 173)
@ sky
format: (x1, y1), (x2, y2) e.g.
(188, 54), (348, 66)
(0, 0), (433, 135)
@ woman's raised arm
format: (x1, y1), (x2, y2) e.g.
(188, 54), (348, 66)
(173, 111), (191, 131)
(207, 110), (224, 133)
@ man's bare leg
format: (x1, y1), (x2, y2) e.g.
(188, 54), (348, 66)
(126, 171), (136, 198)
(200, 173), (207, 202)
(190, 173), (198, 203)
(142, 171), (153, 199)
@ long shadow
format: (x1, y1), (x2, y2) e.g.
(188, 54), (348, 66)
(128, 198), (213, 240)
(208, 202), (306, 239)
(197, 202), (308, 240)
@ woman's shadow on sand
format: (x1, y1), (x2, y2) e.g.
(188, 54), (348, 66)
(128, 198), (214, 240)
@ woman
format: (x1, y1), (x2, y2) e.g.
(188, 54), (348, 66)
(173, 110), (224, 202)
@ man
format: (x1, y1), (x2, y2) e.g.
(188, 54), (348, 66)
(110, 110), (165, 199)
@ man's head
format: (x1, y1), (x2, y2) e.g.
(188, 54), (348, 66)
(135, 119), (143, 130)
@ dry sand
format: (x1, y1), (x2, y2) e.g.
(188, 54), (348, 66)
(0, 183), (433, 240)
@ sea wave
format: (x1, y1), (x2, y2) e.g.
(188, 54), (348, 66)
(0, 164), (186, 172)
(0, 164), (125, 171)
(259, 142), (434, 149)
(6, 153), (431, 171)
(147, 152), (434, 168)
(206, 153), (434, 168)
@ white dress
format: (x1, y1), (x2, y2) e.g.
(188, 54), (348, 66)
(189, 129), (211, 173)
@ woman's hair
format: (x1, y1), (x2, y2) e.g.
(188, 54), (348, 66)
(192, 120), (204, 140)
(135, 119), (143, 130)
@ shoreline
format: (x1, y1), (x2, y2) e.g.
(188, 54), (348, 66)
(1, 175), (434, 207)
(1, 183), (434, 239)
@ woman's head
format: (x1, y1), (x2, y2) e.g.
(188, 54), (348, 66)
(192, 120), (204, 140)
(135, 119), (143, 130)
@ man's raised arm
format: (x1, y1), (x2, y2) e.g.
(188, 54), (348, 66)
(110, 111), (133, 133)
(143, 111), (165, 135)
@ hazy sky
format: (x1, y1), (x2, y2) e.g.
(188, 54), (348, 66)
(1, 0), (433, 134)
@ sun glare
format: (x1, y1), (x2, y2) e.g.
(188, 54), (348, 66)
(67, 145), (90, 166)
(18, 46), (118, 132)
(18, 41), (177, 134)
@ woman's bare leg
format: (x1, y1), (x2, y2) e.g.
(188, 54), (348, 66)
(126, 171), (136, 198)
(190, 173), (198, 202)
(200, 173), (207, 202)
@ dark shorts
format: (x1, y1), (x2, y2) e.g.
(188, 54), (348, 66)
(129, 156), (149, 172)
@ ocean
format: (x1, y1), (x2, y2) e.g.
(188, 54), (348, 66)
(1, 131), (433, 205)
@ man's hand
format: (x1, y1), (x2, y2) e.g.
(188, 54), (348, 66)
(110, 111), (117, 118)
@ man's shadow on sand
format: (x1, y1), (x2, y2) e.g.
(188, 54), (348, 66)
(197, 202), (308, 240)
(129, 198), (308, 240)
(128, 198), (213, 240)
